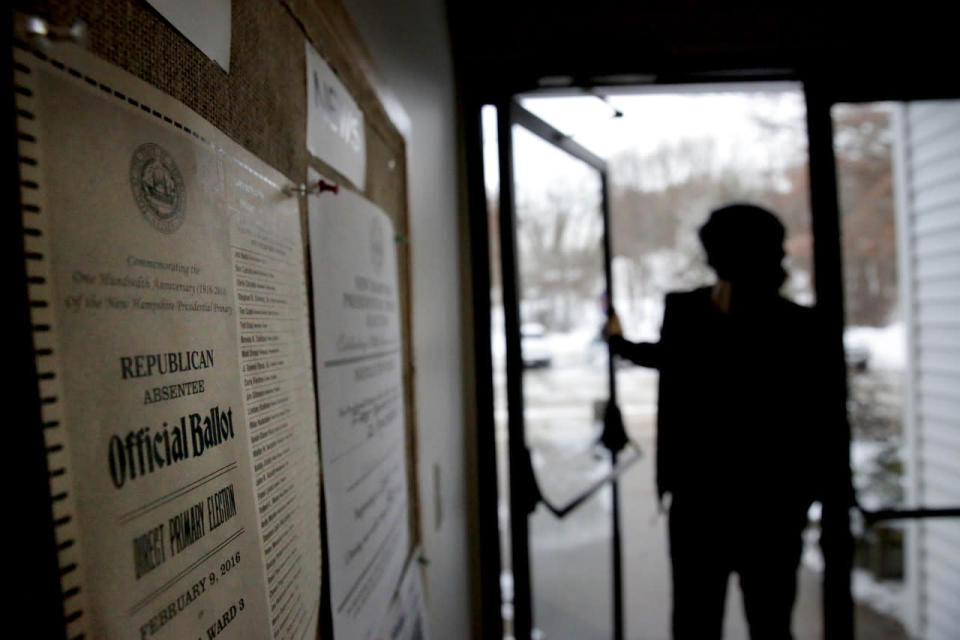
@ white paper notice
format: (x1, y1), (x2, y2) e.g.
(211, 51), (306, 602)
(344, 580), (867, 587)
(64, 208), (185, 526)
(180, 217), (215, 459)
(145, 0), (232, 72)
(374, 554), (431, 640)
(307, 169), (410, 640)
(305, 42), (367, 190)
(15, 44), (319, 639)
(225, 152), (322, 639)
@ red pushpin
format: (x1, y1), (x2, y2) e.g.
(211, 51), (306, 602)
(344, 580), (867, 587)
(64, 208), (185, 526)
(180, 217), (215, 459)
(316, 179), (339, 195)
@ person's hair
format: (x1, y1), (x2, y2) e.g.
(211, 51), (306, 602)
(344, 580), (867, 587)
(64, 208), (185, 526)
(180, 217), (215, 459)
(698, 203), (786, 282)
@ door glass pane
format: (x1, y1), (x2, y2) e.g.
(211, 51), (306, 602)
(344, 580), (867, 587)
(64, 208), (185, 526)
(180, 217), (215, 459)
(482, 104), (517, 636)
(524, 86), (817, 639)
(836, 99), (960, 640)
(511, 123), (612, 639)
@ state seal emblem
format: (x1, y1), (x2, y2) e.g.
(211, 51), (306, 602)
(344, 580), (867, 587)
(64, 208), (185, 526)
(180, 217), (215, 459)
(130, 143), (186, 233)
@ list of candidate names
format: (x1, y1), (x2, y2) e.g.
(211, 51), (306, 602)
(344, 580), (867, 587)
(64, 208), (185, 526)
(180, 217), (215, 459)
(227, 159), (322, 640)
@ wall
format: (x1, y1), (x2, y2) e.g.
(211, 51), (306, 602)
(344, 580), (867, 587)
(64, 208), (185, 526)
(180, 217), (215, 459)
(338, 0), (476, 637)
(11, 0), (471, 636)
(894, 100), (960, 640)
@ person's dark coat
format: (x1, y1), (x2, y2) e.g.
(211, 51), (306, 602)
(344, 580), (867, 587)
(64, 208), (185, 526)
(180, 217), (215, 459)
(611, 286), (830, 638)
(613, 286), (826, 516)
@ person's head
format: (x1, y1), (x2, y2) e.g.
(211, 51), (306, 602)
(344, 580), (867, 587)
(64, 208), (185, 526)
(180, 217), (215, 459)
(698, 203), (787, 293)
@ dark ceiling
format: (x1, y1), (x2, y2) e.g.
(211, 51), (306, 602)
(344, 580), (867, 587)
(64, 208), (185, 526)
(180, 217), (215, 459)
(447, 2), (959, 100)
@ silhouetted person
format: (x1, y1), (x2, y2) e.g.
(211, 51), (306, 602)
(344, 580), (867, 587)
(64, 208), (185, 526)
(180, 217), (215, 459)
(605, 203), (826, 640)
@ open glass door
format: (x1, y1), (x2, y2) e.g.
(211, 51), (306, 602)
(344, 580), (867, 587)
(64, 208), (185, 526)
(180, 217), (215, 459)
(495, 100), (633, 640)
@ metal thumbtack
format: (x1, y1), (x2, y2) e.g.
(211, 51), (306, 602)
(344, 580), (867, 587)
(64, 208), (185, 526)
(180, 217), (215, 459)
(20, 16), (88, 48)
(285, 179), (340, 198)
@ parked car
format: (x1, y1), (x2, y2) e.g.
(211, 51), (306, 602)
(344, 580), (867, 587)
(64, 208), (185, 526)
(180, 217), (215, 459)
(844, 334), (871, 373)
(846, 345), (870, 373)
(520, 323), (552, 368)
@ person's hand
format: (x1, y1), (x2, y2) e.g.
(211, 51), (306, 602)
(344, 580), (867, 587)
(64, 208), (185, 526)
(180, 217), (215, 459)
(602, 309), (623, 341)
(657, 490), (672, 516)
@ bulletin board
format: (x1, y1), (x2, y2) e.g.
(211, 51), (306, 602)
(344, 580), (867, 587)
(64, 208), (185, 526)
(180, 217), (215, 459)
(9, 1), (420, 638)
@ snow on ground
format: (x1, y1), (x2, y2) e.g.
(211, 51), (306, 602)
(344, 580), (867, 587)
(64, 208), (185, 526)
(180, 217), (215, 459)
(853, 568), (906, 623)
(845, 323), (905, 371)
(542, 327), (602, 362)
(803, 536), (907, 633)
(494, 310), (907, 373)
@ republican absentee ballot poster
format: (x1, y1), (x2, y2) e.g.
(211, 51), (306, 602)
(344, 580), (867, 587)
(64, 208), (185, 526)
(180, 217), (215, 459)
(16, 42), (320, 640)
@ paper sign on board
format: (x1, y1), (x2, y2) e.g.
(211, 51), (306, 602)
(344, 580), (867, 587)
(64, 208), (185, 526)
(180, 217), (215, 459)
(306, 43), (367, 189)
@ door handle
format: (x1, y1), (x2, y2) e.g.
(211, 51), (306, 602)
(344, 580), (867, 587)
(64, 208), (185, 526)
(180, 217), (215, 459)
(859, 506), (960, 526)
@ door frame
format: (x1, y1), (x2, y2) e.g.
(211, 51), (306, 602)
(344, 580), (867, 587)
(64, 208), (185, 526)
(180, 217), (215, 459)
(464, 77), (960, 640)
(803, 81), (960, 640)
(497, 98), (619, 640)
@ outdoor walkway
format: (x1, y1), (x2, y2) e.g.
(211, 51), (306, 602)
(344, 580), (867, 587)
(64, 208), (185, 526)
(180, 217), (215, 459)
(527, 435), (910, 640)
(504, 356), (909, 639)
